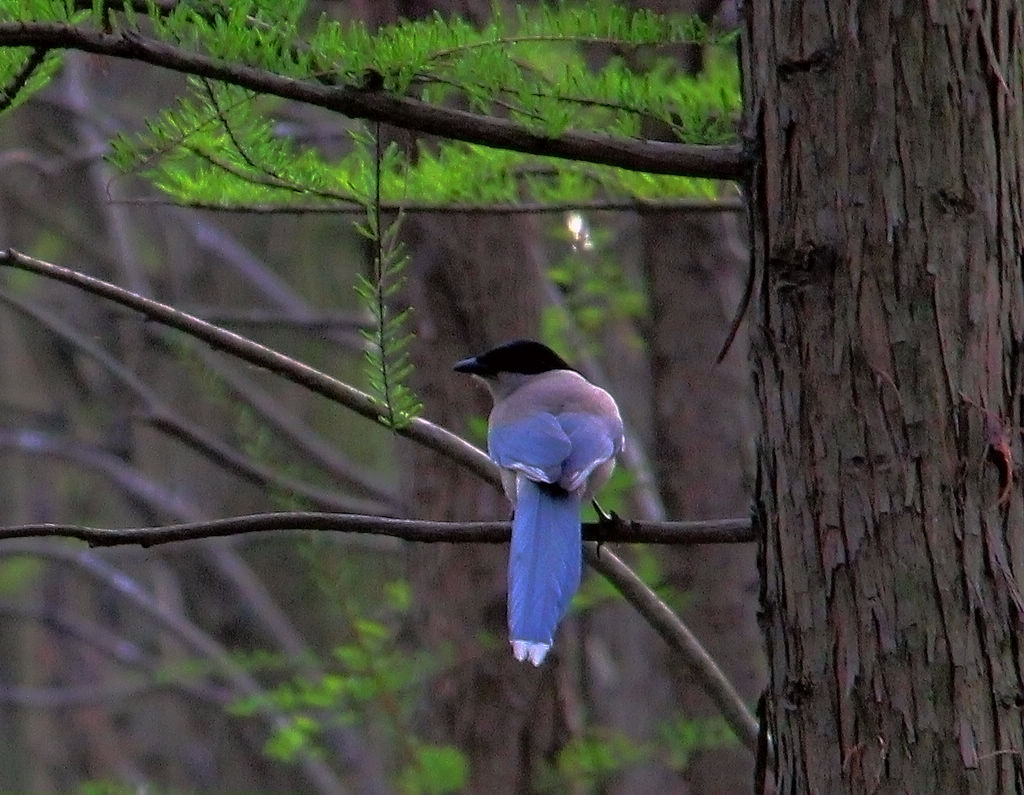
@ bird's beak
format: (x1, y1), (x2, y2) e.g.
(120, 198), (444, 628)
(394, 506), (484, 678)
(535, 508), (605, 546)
(453, 356), (486, 375)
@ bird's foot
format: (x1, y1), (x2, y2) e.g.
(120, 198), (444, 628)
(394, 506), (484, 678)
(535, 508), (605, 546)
(590, 499), (622, 557)
(591, 499), (620, 525)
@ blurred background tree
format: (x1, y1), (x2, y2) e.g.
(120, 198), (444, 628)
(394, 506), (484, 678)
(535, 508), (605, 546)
(0, 2), (757, 794)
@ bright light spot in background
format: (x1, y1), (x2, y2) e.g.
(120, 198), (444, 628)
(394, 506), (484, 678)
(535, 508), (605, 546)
(565, 211), (594, 251)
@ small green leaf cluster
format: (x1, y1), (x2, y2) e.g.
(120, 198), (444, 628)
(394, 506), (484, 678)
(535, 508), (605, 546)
(108, 78), (348, 206)
(540, 728), (646, 793)
(228, 579), (466, 793)
(0, 1), (79, 111)
(0, 557), (41, 594)
(354, 255), (422, 431)
(353, 130), (423, 430)
(397, 743), (469, 795)
(546, 223), (646, 333)
(0, 45), (62, 110)
(151, 0), (311, 77)
(539, 715), (739, 792)
(229, 621), (428, 752)
(658, 713), (739, 771)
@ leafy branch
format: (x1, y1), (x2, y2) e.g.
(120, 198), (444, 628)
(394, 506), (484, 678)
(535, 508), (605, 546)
(0, 16), (748, 183)
(91, 1), (743, 208)
(353, 125), (422, 429)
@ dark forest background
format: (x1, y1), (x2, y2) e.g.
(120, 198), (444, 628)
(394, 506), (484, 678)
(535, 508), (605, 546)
(0, 2), (759, 794)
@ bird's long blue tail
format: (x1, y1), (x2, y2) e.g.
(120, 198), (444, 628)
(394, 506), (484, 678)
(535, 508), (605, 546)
(508, 475), (582, 665)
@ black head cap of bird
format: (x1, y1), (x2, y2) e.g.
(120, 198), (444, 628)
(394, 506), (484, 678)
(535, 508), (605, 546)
(453, 339), (574, 377)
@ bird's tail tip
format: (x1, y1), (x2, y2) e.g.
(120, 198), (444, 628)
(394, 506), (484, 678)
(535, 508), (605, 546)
(511, 639), (551, 666)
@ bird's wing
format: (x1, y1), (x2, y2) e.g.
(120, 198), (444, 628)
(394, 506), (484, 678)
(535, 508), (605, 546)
(556, 412), (620, 493)
(488, 413), (572, 484)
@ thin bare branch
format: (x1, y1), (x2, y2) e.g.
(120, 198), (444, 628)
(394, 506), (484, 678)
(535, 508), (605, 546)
(1, 418), (393, 781)
(0, 248), (496, 485)
(584, 543), (759, 753)
(0, 680), (189, 708)
(175, 305), (371, 331)
(189, 218), (323, 318)
(0, 601), (154, 669)
(186, 348), (398, 503)
(143, 410), (393, 515)
(0, 22), (748, 181)
(0, 427), (205, 520)
(0, 518), (757, 748)
(115, 196), (746, 215)
(0, 288), (390, 513)
(0, 512), (753, 546)
(0, 602), (229, 704)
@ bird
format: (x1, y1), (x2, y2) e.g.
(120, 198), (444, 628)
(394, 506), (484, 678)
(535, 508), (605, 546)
(454, 339), (624, 665)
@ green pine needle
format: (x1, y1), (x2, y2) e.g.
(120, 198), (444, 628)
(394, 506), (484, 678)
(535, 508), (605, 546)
(86, 2), (740, 209)
(353, 124), (422, 430)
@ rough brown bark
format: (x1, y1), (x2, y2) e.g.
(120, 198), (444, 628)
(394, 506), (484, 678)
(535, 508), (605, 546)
(745, 3), (1024, 793)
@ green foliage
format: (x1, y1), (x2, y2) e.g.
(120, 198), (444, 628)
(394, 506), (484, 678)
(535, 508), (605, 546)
(344, 3), (737, 141)
(228, 578), (466, 793)
(228, 609), (436, 751)
(658, 714), (739, 771)
(264, 714), (322, 762)
(0, 45), (63, 111)
(108, 78), (343, 206)
(538, 210), (649, 376)
(352, 127), (422, 429)
(541, 728), (647, 792)
(539, 714), (739, 792)
(154, 647), (297, 687)
(0, 557), (40, 594)
(0, 0), (77, 23)
(3, 2), (740, 204)
(0, 0), (78, 112)
(92, 2), (741, 208)
(78, 783), (124, 795)
(150, 0), (311, 75)
(545, 212), (646, 335)
(398, 743), (469, 795)
(464, 414), (489, 447)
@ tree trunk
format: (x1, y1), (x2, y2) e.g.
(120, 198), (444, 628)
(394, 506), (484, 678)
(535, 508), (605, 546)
(744, 3), (1024, 793)
(641, 207), (759, 795)
(400, 211), (562, 795)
